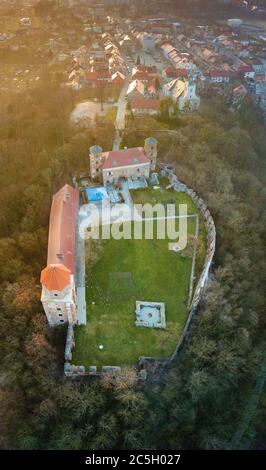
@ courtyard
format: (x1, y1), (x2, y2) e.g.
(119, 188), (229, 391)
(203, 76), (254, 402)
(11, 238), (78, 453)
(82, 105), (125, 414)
(72, 184), (206, 369)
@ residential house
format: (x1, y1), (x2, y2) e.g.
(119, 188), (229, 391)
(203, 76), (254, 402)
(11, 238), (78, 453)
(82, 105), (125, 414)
(126, 79), (145, 100)
(111, 71), (126, 87)
(162, 77), (200, 111)
(163, 67), (188, 81)
(237, 64), (255, 80)
(208, 70), (231, 84)
(131, 68), (149, 82)
(130, 99), (160, 116)
(251, 58), (264, 74)
(86, 70), (110, 88)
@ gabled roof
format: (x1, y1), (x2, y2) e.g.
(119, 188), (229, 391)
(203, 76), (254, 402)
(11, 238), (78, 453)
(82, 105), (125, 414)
(138, 65), (157, 74)
(163, 78), (179, 92)
(102, 147), (150, 170)
(46, 184), (79, 275)
(209, 69), (231, 77)
(131, 99), (160, 110)
(126, 79), (145, 96)
(97, 70), (110, 79)
(40, 264), (71, 291)
(132, 69), (149, 81)
(238, 64), (254, 73)
(86, 71), (98, 81)
(111, 71), (126, 81)
(164, 67), (188, 78)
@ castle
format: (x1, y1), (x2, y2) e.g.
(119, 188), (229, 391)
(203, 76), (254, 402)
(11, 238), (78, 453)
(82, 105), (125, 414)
(40, 137), (158, 327)
(89, 137), (157, 185)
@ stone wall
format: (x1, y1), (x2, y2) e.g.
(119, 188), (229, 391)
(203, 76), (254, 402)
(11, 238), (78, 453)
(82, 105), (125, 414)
(64, 323), (75, 362)
(160, 165), (216, 363)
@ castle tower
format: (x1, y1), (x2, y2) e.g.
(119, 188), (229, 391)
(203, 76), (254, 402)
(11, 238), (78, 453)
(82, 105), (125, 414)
(40, 264), (77, 326)
(144, 137), (158, 171)
(89, 145), (103, 179)
(188, 73), (196, 100)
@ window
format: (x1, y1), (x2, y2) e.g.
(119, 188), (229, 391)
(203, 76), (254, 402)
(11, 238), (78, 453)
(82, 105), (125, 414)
(54, 293), (58, 297)
(137, 168), (140, 172)
(57, 307), (61, 311)
(60, 320), (64, 323)
(58, 313), (63, 317)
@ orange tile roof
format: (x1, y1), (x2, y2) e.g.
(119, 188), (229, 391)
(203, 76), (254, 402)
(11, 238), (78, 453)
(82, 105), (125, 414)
(46, 184), (79, 275)
(102, 147), (150, 169)
(41, 264), (71, 291)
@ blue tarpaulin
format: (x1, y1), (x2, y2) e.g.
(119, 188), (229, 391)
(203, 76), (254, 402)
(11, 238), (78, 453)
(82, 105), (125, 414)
(86, 186), (108, 202)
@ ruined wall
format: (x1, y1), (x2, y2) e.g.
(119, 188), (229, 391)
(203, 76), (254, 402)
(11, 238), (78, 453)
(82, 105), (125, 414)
(161, 165), (216, 363)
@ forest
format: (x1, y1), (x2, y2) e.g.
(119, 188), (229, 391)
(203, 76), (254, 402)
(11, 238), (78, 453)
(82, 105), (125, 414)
(0, 78), (265, 450)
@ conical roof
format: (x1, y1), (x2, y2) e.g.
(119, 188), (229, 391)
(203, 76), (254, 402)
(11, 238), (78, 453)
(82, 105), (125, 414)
(145, 137), (157, 145)
(40, 264), (71, 291)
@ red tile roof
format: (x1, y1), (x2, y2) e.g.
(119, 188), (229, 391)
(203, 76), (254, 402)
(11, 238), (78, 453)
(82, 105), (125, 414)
(102, 147), (150, 169)
(111, 71), (126, 82)
(209, 69), (231, 77)
(86, 71), (98, 81)
(164, 67), (188, 78)
(132, 70), (149, 81)
(40, 264), (71, 291)
(97, 70), (110, 79)
(45, 184), (79, 276)
(238, 65), (254, 73)
(86, 70), (110, 81)
(138, 65), (157, 74)
(131, 98), (160, 110)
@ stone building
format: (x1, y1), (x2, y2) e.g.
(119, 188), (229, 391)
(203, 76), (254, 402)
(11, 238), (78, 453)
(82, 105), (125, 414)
(40, 184), (79, 326)
(89, 137), (158, 185)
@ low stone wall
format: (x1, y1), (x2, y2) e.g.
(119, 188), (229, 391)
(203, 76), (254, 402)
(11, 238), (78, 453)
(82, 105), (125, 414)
(160, 165), (216, 363)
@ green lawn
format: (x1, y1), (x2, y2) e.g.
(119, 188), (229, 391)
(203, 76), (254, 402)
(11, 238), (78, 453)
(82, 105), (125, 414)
(72, 184), (206, 369)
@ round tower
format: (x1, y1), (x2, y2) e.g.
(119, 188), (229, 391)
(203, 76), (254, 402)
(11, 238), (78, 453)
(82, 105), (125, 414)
(89, 145), (103, 179)
(144, 137), (158, 171)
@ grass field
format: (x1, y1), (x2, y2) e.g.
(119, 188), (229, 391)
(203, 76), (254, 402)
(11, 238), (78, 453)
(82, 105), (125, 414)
(72, 184), (206, 369)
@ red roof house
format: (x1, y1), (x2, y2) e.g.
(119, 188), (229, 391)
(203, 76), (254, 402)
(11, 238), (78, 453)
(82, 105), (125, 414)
(163, 67), (188, 79)
(102, 147), (150, 169)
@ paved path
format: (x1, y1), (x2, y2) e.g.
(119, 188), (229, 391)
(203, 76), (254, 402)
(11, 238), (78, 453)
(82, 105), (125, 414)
(112, 76), (130, 151)
(76, 211), (87, 325)
(121, 180), (133, 206)
(112, 129), (122, 151)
